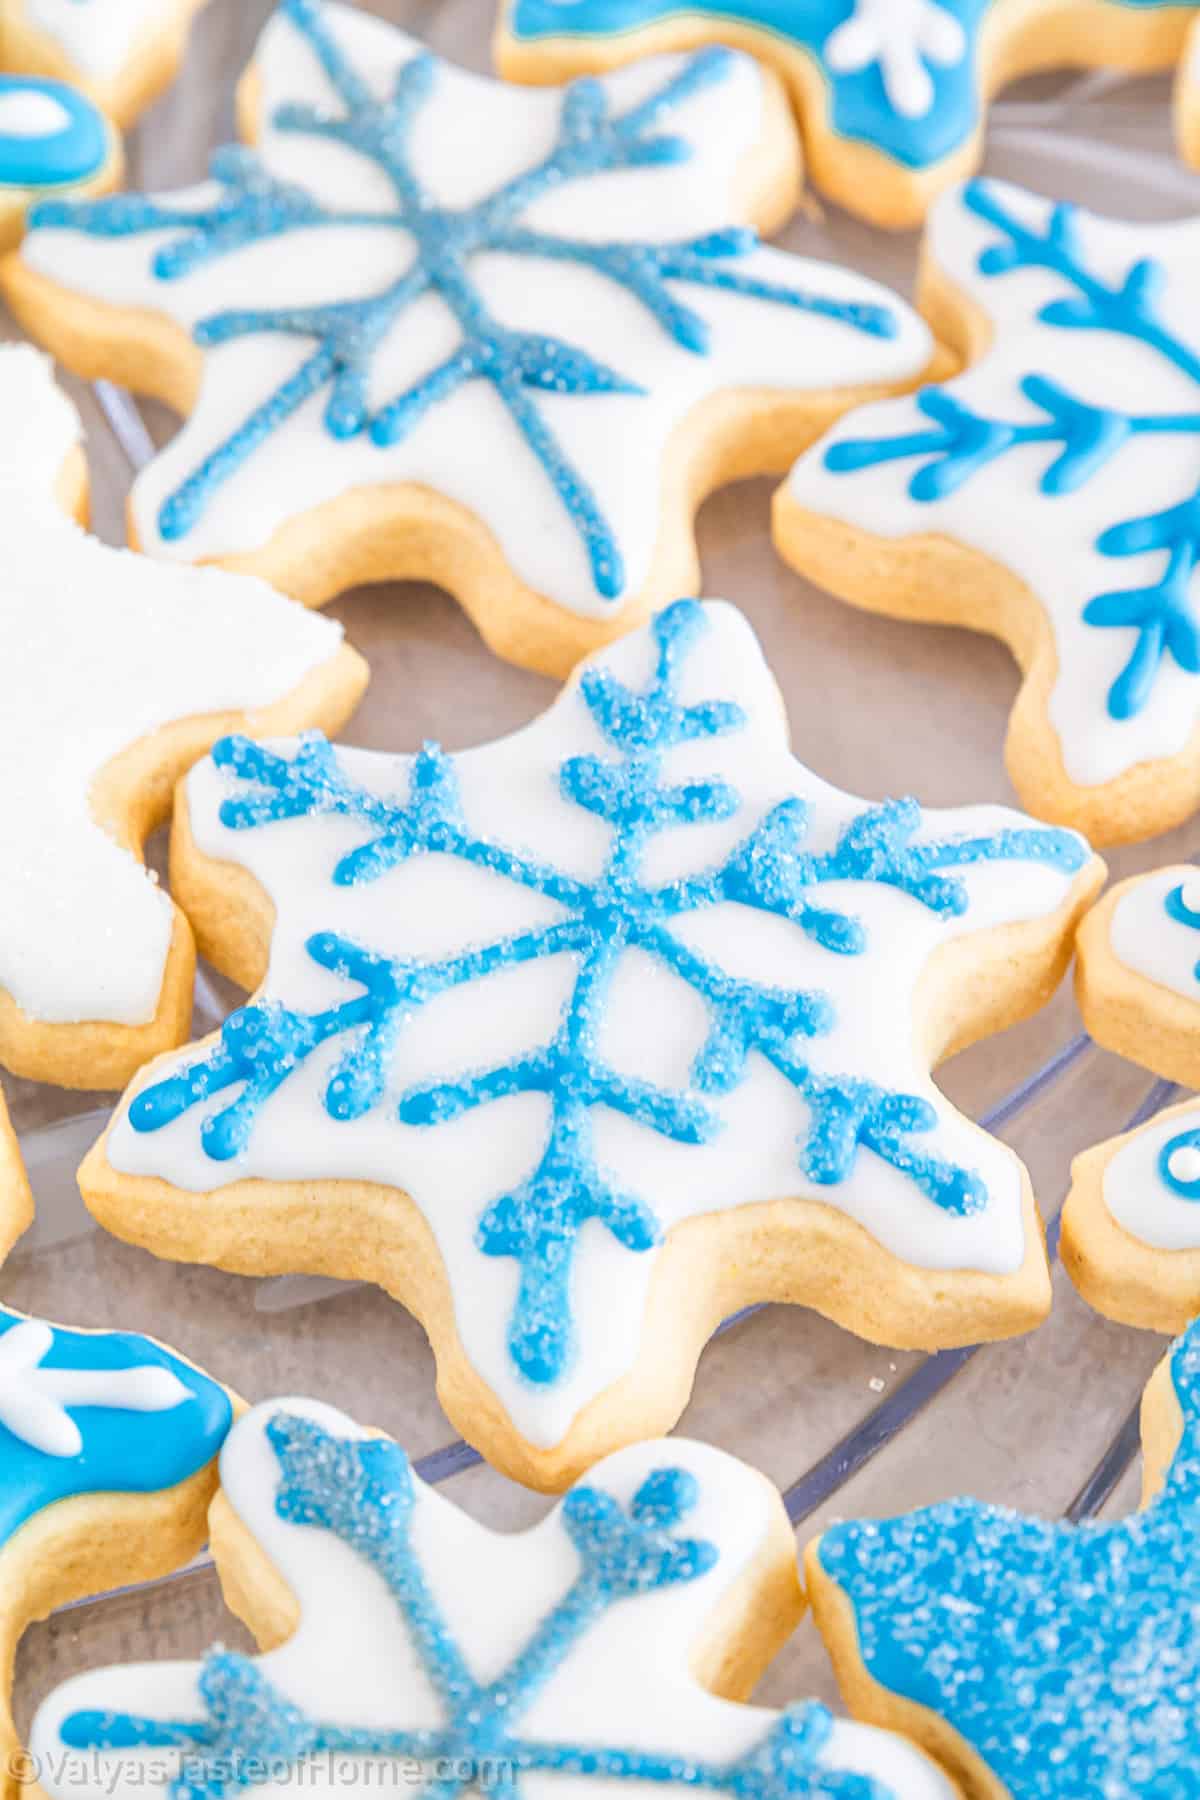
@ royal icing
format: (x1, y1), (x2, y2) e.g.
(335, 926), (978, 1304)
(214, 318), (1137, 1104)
(1102, 1101), (1200, 1252)
(0, 1305), (230, 1547)
(787, 179), (1200, 791)
(22, 0), (169, 82)
(1108, 864), (1200, 1005)
(16, 0), (932, 617)
(815, 1317), (1200, 1796)
(0, 72), (105, 188)
(105, 599), (1088, 1450)
(29, 1399), (957, 1800)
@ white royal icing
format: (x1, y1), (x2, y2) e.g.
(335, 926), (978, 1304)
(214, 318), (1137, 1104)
(0, 1317), (189, 1457)
(23, 0), (166, 82)
(105, 602), (1087, 1449)
(0, 89), (71, 135)
(785, 180), (1200, 791)
(823, 0), (967, 121)
(1109, 865), (1200, 1006)
(0, 347), (347, 1030)
(1104, 1105), (1200, 1253)
(18, 2), (932, 618)
(29, 1399), (958, 1799)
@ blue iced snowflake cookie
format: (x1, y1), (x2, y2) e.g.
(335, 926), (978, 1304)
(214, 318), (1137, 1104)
(0, 70), (114, 250)
(780, 178), (1200, 848)
(5, 0), (935, 677)
(0, 1287), (232, 1787)
(29, 1398), (959, 1800)
(807, 1314), (1200, 1799)
(496, 0), (1200, 229)
(81, 598), (1100, 1489)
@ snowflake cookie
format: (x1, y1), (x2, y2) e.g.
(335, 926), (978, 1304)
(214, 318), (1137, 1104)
(0, 1295), (231, 1790)
(496, 0), (1200, 230)
(780, 178), (1200, 848)
(0, 1), (209, 129)
(80, 598), (1102, 1489)
(3, 0), (935, 679)
(28, 1397), (957, 1800)
(806, 1313), (1200, 1799)
(0, 344), (367, 1095)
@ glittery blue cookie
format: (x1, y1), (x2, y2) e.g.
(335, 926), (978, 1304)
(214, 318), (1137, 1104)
(495, 0), (1200, 228)
(808, 1317), (1200, 1799)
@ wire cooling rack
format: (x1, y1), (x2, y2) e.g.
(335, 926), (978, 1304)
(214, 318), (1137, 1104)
(6, 0), (1200, 1722)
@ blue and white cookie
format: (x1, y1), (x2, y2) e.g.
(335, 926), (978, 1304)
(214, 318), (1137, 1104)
(806, 1313), (1200, 1798)
(1075, 864), (1200, 1090)
(495, 0), (1200, 230)
(0, 68), (116, 250)
(28, 1400), (957, 1799)
(80, 598), (1101, 1489)
(3, 0), (937, 676)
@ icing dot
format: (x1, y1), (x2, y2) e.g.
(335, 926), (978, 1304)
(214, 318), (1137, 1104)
(1180, 877), (1200, 916)
(0, 92), (71, 137)
(1168, 1145), (1200, 1187)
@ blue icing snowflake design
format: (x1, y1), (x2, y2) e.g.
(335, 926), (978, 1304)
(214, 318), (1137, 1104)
(823, 180), (1200, 723)
(54, 1411), (899, 1800)
(509, 0), (986, 168)
(0, 75), (107, 189)
(27, 0), (894, 602)
(815, 1317), (1200, 1798)
(127, 600), (1085, 1389)
(0, 1307), (231, 1547)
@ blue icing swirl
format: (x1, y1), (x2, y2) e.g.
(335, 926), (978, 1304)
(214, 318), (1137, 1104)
(60, 1411), (899, 1799)
(0, 1308), (231, 1548)
(0, 75), (107, 190)
(26, 0), (895, 594)
(824, 179), (1200, 723)
(126, 599), (1085, 1391)
(817, 1318), (1200, 1797)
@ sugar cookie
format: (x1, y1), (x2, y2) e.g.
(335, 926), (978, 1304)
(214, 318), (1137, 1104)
(0, 344), (367, 1091)
(1075, 863), (1200, 1088)
(81, 599), (1101, 1490)
(806, 1314), (1200, 1799)
(3, 0), (937, 678)
(1, 0), (208, 130)
(0, 68), (116, 252)
(496, 0), (1200, 231)
(779, 178), (1200, 847)
(0, 1295), (231, 1800)
(29, 1398), (958, 1799)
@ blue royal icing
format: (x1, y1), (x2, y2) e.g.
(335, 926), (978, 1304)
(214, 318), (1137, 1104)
(0, 1307), (231, 1547)
(816, 1316), (1200, 1798)
(824, 180), (1200, 722)
(0, 75), (106, 190)
(127, 599), (1085, 1390)
(58, 1411), (899, 1800)
(27, 0), (895, 599)
(510, 0), (988, 169)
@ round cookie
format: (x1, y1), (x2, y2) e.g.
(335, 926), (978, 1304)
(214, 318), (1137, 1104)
(0, 344), (367, 1092)
(29, 1397), (958, 1799)
(1, 0), (209, 131)
(778, 178), (1200, 847)
(496, 0), (1200, 232)
(3, 0), (938, 678)
(80, 598), (1102, 1490)
(0, 1286), (233, 1800)
(806, 1315), (1200, 1799)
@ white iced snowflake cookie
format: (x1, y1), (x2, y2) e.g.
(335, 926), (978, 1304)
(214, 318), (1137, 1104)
(0, 343), (367, 1094)
(1064, 1086), (1200, 1334)
(28, 1397), (958, 1800)
(81, 598), (1103, 1489)
(0, 0), (210, 129)
(0, 1296), (232, 1800)
(1076, 864), (1200, 1092)
(495, 0), (1200, 230)
(778, 178), (1200, 848)
(4, 0), (936, 677)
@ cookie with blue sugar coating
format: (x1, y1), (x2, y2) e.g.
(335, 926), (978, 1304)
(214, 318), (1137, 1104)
(78, 598), (1101, 1490)
(28, 1397), (959, 1799)
(2, 0), (938, 678)
(806, 1313), (1200, 1799)
(495, 0), (1200, 231)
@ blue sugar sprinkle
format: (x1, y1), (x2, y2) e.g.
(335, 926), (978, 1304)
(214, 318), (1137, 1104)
(129, 599), (1085, 1390)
